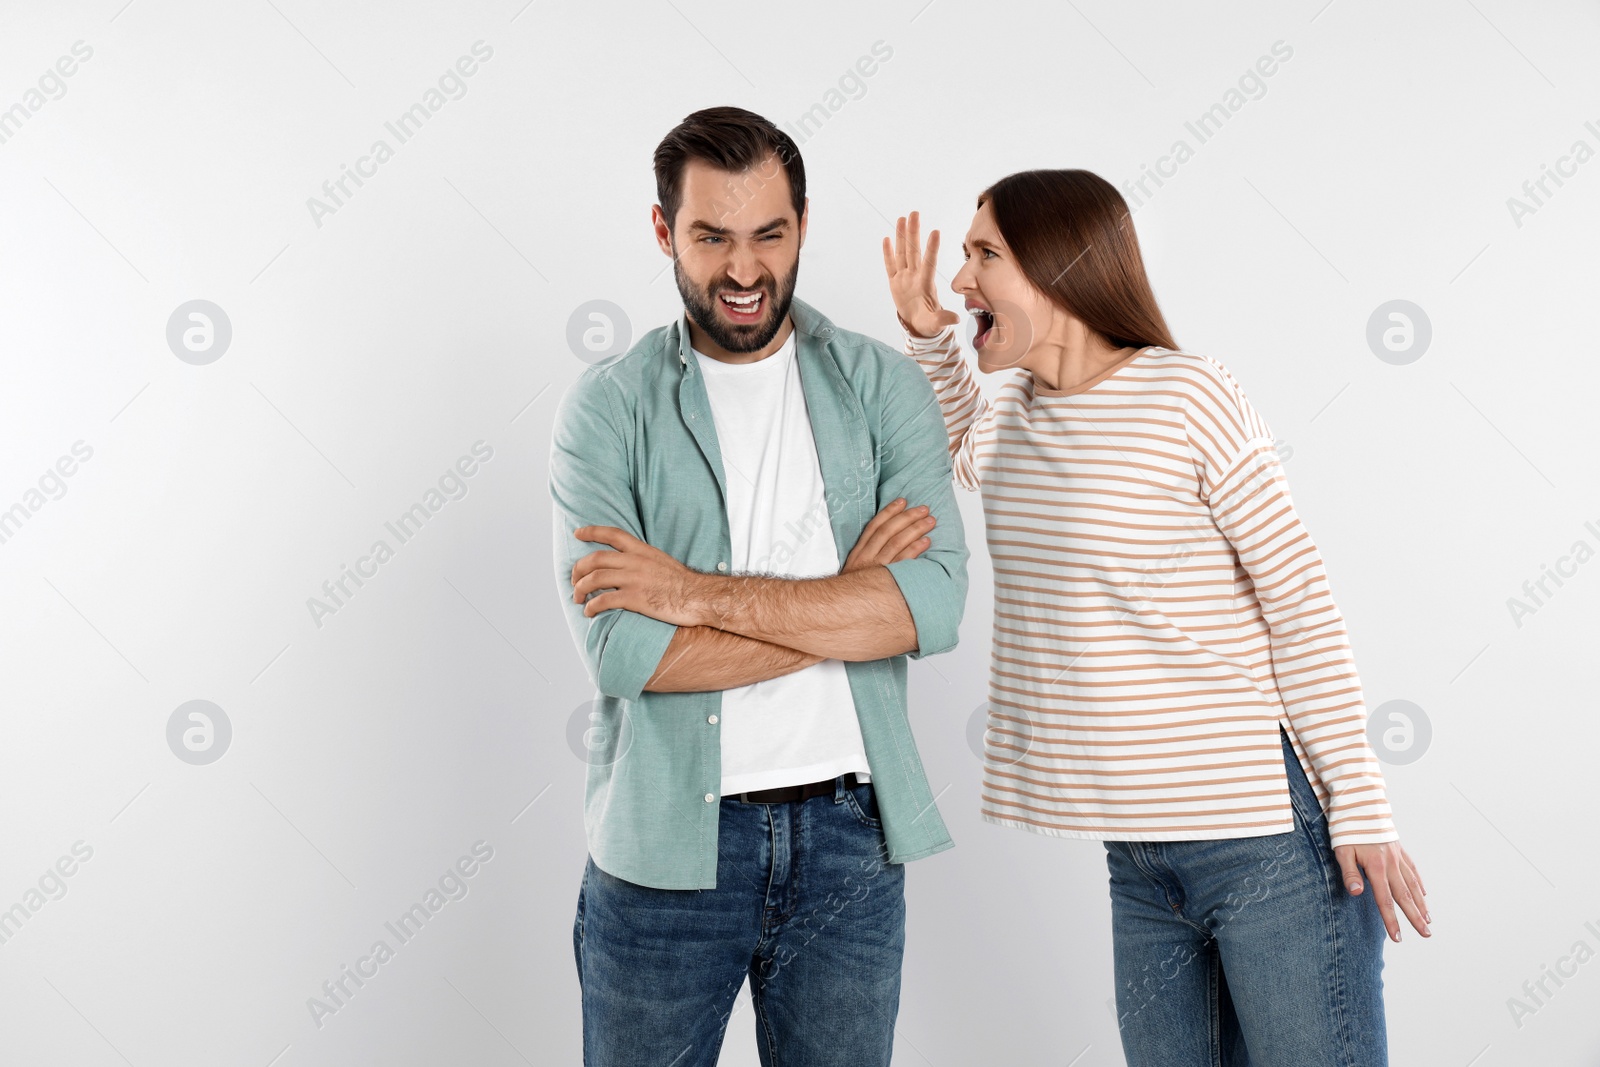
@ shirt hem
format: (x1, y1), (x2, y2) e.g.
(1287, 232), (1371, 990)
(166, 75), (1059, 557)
(886, 835), (956, 865)
(978, 811), (1296, 843)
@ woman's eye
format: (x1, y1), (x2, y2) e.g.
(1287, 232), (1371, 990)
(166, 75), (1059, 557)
(983, 248), (997, 259)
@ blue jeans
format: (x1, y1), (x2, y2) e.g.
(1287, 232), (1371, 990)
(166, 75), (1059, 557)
(573, 776), (906, 1066)
(1105, 730), (1388, 1066)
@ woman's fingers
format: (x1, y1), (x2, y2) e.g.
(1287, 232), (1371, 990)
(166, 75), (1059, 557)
(1334, 845), (1364, 897)
(1361, 851), (1403, 942)
(885, 213), (955, 336)
(1394, 860), (1431, 936)
(1402, 845), (1427, 897)
(1398, 849), (1430, 925)
(923, 228), (941, 286)
(1384, 861), (1428, 939)
(1338, 843), (1431, 943)
(1375, 880), (1401, 942)
(887, 211), (939, 284)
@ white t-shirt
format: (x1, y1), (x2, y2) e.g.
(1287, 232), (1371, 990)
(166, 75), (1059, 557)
(689, 318), (873, 795)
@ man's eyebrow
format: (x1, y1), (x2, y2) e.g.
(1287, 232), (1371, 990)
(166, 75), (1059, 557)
(686, 217), (790, 236)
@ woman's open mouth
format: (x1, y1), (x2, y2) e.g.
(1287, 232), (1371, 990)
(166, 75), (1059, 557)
(969, 305), (995, 349)
(718, 289), (765, 324)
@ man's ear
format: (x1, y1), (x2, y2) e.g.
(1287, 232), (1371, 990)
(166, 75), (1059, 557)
(797, 197), (809, 249)
(651, 204), (674, 258)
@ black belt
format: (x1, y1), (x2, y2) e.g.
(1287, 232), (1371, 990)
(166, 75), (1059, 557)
(737, 772), (862, 805)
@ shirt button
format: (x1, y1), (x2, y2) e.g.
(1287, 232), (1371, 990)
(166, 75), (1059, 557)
(704, 793), (715, 803)
(716, 562), (728, 572)
(708, 714), (718, 724)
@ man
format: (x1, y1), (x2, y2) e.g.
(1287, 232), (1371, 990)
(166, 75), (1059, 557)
(549, 105), (969, 1066)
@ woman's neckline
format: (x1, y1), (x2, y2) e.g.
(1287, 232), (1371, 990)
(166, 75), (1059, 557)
(1030, 345), (1158, 397)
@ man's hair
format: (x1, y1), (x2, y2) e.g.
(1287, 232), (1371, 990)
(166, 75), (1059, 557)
(653, 106), (806, 231)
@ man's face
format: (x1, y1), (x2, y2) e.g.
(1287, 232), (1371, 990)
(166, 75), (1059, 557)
(653, 153), (807, 355)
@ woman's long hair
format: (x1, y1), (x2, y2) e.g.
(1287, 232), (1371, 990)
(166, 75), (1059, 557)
(979, 170), (1179, 352)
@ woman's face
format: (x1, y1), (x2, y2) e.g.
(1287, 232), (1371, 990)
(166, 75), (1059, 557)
(950, 200), (1059, 372)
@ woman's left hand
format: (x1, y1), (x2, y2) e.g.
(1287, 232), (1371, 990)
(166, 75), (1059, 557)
(1334, 840), (1430, 942)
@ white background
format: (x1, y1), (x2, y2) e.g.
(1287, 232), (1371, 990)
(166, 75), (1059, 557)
(1, 0), (1596, 1064)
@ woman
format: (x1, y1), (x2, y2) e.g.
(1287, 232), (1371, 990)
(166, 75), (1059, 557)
(881, 172), (1429, 1066)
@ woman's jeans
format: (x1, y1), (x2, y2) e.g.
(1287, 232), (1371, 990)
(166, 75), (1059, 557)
(573, 775), (905, 1067)
(1105, 729), (1388, 1067)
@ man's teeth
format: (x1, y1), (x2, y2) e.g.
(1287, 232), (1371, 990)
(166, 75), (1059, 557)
(721, 292), (762, 308)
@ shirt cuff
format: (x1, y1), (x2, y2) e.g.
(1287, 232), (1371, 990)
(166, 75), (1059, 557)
(595, 609), (678, 702)
(884, 556), (959, 660)
(1326, 807), (1399, 851)
(902, 320), (959, 355)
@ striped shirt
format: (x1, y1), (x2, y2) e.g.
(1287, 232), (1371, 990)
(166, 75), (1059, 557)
(905, 325), (1397, 850)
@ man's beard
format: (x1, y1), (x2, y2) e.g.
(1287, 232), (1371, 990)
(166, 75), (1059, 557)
(674, 252), (800, 355)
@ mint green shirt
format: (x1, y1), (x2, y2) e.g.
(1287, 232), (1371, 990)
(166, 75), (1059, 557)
(549, 297), (969, 890)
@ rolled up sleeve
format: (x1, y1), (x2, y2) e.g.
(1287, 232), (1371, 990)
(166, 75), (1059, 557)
(877, 354), (970, 659)
(549, 370), (678, 701)
(592, 604), (677, 703)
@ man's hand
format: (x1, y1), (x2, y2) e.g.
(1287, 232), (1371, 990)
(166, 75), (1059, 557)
(572, 526), (710, 627)
(1334, 839), (1430, 942)
(841, 497), (938, 574)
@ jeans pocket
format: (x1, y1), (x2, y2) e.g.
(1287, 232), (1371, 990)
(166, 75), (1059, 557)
(840, 782), (883, 829)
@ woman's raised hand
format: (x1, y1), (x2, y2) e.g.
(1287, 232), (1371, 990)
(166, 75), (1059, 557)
(883, 210), (960, 339)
